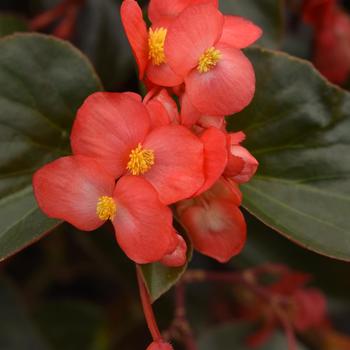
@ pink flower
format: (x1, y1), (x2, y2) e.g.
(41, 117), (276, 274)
(70, 92), (205, 205)
(177, 178), (246, 262)
(33, 156), (177, 264)
(165, 3), (262, 116)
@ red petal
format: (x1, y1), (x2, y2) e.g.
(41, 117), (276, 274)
(229, 146), (258, 184)
(33, 156), (115, 231)
(146, 61), (183, 87)
(113, 176), (175, 264)
(152, 89), (180, 124)
(180, 92), (202, 127)
(121, 0), (149, 79)
(219, 15), (262, 48)
(149, 0), (219, 24)
(147, 341), (174, 350)
(165, 4), (224, 77)
(160, 233), (187, 267)
(186, 46), (255, 116)
(180, 198), (246, 262)
(71, 92), (150, 178)
(143, 125), (204, 204)
(196, 127), (228, 195)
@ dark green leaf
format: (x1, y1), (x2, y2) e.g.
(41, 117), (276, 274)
(0, 33), (102, 261)
(76, 0), (135, 91)
(228, 47), (350, 260)
(219, 0), (285, 49)
(0, 14), (28, 37)
(141, 222), (193, 302)
(35, 300), (109, 350)
(0, 278), (50, 350)
(198, 322), (308, 350)
(235, 211), (350, 300)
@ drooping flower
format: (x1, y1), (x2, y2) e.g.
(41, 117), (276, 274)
(177, 178), (246, 262)
(70, 92), (205, 205)
(164, 3), (262, 116)
(33, 155), (177, 264)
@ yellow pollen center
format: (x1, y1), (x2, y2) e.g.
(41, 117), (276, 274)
(127, 143), (155, 176)
(96, 196), (116, 221)
(197, 47), (221, 73)
(148, 27), (167, 65)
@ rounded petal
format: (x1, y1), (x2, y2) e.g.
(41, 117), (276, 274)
(180, 92), (202, 127)
(196, 127), (228, 195)
(180, 198), (246, 262)
(143, 125), (204, 204)
(219, 15), (262, 48)
(205, 177), (242, 206)
(186, 46), (255, 116)
(145, 89), (180, 128)
(146, 61), (183, 87)
(229, 146), (258, 184)
(152, 89), (180, 124)
(121, 0), (149, 79)
(33, 156), (115, 231)
(113, 176), (175, 264)
(165, 4), (224, 77)
(160, 233), (187, 267)
(145, 99), (172, 129)
(71, 92), (150, 178)
(149, 0), (219, 23)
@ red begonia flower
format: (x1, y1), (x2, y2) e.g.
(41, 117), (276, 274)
(148, 0), (218, 25)
(160, 233), (187, 267)
(165, 4), (261, 116)
(178, 178), (246, 262)
(71, 92), (205, 205)
(121, 0), (182, 86)
(33, 156), (176, 264)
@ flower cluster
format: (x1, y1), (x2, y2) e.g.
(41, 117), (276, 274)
(33, 0), (261, 268)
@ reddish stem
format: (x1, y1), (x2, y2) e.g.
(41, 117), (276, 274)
(30, 0), (84, 31)
(136, 265), (162, 342)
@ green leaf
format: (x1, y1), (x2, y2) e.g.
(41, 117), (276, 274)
(0, 14), (28, 37)
(141, 221), (193, 302)
(235, 211), (350, 300)
(219, 0), (285, 49)
(76, 0), (134, 91)
(0, 278), (50, 349)
(198, 322), (308, 350)
(0, 33), (102, 262)
(228, 47), (350, 261)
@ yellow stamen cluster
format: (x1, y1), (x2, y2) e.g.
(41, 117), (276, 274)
(197, 47), (221, 73)
(96, 196), (116, 221)
(127, 143), (155, 175)
(148, 27), (167, 65)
